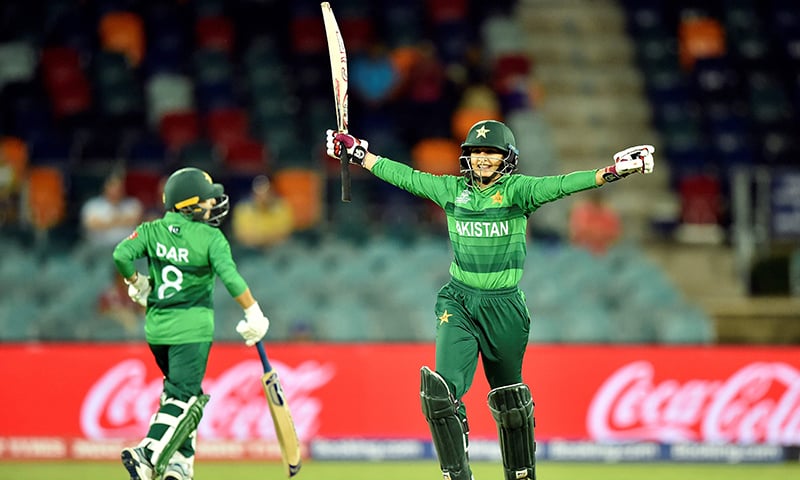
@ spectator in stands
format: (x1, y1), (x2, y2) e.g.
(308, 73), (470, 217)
(80, 171), (143, 254)
(350, 42), (401, 115)
(231, 175), (293, 251)
(399, 41), (452, 142)
(0, 137), (27, 227)
(569, 189), (622, 256)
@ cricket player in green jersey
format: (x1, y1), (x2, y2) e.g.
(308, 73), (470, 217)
(327, 121), (655, 480)
(113, 167), (271, 480)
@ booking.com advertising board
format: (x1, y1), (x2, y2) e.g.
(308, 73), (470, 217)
(1, 344), (799, 463)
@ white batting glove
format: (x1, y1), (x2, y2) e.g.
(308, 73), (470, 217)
(600, 145), (655, 183)
(326, 129), (369, 166)
(124, 273), (151, 307)
(236, 302), (270, 347)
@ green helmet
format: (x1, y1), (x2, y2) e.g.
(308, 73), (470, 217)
(163, 167), (229, 226)
(459, 120), (520, 180)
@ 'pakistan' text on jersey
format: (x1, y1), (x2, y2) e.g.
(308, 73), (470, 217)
(113, 211), (248, 344)
(372, 157), (599, 290)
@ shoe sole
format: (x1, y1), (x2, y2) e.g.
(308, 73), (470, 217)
(121, 449), (149, 480)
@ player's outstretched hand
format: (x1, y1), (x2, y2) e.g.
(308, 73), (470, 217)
(236, 302), (270, 347)
(125, 273), (151, 307)
(326, 129), (369, 166)
(600, 145), (655, 183)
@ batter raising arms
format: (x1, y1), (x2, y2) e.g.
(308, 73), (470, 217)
(326, 121), (654, 480)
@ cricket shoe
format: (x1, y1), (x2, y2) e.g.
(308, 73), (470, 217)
(121, 447), (154, 480)
(163, 461), (192, 480)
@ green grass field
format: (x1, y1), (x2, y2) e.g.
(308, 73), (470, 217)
(2, 460), (799, 480)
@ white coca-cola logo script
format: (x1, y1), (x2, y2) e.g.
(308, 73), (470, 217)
(587, 361), (800, 444)
(80, 358), (335, 441)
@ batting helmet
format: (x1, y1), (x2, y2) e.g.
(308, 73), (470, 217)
(163, 167), (229, 226)
(459, 120), (520, 181)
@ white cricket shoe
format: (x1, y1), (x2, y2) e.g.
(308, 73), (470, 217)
(121, 447), (153, 480)
(163, 461), (192, 480)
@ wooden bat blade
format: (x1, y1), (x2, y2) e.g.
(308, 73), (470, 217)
(261, 370), (302, 477)
(321, 1), (351, 202)
(257, 343), (301, 477)
(321, 2), (348, 133)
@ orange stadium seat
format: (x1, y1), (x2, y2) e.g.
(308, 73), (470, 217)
(678, 15), (725, 71)
(99, 11), (145, 66)
(390, 45), (422, 81)
(0, 136), (29, 194)
(25, 166), (66, 230)
(451, 106), (502, 142)
(271, 167), (322, 230)
(411, 137), (462, 175)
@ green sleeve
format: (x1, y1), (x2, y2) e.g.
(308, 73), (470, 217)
(209, 229), (248, 298)
(112, 227), (146, 278)
(514, 170), (599, 213)
(371, 156), (460, 207)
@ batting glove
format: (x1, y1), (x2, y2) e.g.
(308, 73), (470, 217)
(326, 129), (369, 166)
(236, 302), (270, 347)
(125, 273), (151, 307)
(599, 145), (655, 183)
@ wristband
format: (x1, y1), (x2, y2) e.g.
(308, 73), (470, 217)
(244, 302), (264, 321)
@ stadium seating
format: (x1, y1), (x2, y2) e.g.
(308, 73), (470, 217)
(0, 0), (729, 345)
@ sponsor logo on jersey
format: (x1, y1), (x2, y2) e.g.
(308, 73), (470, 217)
(126, 230), (138, 240)
(455, 189), (471, 205)
(168, 225), (181, 234)
(455, 220), (509, 237)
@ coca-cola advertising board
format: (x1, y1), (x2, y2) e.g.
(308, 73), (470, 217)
(1, 343), (799, 461)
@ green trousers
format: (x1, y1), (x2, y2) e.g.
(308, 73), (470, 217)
(149, 343), (211, 401)
(147, 342), (211, 458)
(434, 279), (530, 416)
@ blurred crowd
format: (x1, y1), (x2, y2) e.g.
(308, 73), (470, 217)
(3, 0), (799, 342)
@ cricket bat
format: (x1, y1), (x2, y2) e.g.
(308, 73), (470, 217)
(257, 341), (302, 477)
(321, 1), (351, 202)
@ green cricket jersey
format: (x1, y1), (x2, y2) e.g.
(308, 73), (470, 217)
(113, 211), (248, 344)
(372, 157), (599, 289)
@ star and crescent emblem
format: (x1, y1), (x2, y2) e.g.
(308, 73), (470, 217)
(438, 310), (452, 325)
(475, 125), (490, 138)
(491, 191), (504, 204)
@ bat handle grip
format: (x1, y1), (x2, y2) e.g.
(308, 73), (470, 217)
(340, 149), (351, 202)
(256, 342), (272, 373)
